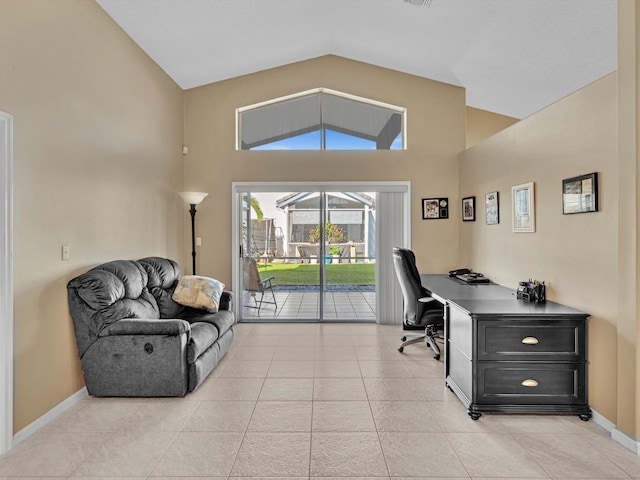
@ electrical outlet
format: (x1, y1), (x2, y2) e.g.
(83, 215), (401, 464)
(196, 237), (202, 246)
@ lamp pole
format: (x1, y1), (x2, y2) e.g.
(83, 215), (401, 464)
(188, 203), (197, 275)
(178, 192), (208, 275)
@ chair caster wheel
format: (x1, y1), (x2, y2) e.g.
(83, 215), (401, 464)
(433, 354), (440, 361)
(398, 347), (404, 353)
(401, 336), (407, 341)
(579, 414), (592, 421)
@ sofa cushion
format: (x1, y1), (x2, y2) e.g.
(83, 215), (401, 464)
(102, 318), (191, 337)
(187, 322), (219, 363)
(180, 309), (235, 337)
(172, 275), (225, 313)
(71, 260), (160, 325)
(76, 261), (149, 309)
(138, 257), (184, 319)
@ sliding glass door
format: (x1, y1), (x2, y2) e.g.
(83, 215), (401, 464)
(322, 191), (376, 321)
(233, 182), (409, 324)
(236, 188), (376, 322)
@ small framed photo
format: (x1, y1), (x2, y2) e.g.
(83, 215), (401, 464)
(563, 172), (598, 214)
(512, 182), (535, 233)
(462, 196), (476, 222)
(422, 198), (448, 219)
(485, 191), (499, 225)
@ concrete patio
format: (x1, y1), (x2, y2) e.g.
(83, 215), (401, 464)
(241, 289), (376, 322)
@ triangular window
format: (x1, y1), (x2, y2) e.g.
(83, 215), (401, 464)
(237, 88), (405, 151)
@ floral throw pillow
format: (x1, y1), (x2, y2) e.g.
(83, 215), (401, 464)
(172, 275), (225, 313)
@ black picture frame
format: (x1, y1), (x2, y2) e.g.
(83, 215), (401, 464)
(422, 197), (449, 219)
(562, 172), (598, 215)
(462, 196), (476, 222)
(485, 191), (499, 225)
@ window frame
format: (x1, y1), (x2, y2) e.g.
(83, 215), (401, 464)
(236, 88), (407, 151)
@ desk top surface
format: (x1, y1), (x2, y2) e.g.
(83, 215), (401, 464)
(420, 274), (589, 318)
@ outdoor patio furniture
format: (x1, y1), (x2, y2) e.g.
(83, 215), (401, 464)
(243, 256), (277, 312)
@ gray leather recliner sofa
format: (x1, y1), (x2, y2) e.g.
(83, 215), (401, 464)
(66, 256), (234, 396)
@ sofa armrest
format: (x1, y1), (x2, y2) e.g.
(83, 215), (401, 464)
(102, 318), (191, 337)
(219, 291), (234, 311)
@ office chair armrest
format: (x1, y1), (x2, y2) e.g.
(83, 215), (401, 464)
(418, 296), (437, 304)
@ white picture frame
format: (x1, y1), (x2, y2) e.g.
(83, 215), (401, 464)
(511, 182), (535, 233)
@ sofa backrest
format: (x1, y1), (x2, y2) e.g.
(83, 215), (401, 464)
(138, 257), (185, 319)
(67, 260), (160, 356)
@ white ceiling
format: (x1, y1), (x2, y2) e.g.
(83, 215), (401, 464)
(96, 0), (617, 119)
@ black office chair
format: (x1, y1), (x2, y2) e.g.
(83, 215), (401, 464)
(392, 247), (445, 359)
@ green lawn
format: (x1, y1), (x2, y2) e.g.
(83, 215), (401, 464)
(258, 262), (375, 285)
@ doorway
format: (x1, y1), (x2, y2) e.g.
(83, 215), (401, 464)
(232, 182), (409, 324)
(0, 111), (14, 454)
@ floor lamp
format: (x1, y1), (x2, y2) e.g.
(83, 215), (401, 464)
(178, 191), (208, 275)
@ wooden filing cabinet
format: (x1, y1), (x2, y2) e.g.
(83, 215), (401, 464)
(445, 302), (591, 421)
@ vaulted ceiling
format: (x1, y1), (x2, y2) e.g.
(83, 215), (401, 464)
(96, 0), (617, 119)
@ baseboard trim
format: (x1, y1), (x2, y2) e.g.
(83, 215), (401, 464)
(611, 428), (640, 455)
(13, 387), (88, 447)
(592, 407), (640, 455)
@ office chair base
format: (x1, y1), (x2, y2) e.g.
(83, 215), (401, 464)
(426, 329), (443, 360)
(398, 334), (428, 352)
(398, 325), (443, 360)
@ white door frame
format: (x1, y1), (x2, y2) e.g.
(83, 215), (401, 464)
(0, 112), (14, 454)
(231, 181), (410, 323)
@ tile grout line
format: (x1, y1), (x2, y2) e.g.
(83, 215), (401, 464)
(363, 351), (393, 479)
(226, 354), (271, 478)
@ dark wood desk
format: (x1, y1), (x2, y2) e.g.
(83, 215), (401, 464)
(421, 274), (592, 421)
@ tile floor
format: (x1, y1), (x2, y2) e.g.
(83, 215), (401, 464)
(242, 291), (376, 321)
(2, 322), (640, 478)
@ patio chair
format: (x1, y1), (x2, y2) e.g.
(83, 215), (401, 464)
(243, 256), (277, 312)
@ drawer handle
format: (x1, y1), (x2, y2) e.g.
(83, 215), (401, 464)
(521, 336), (539, 345)
(521, 379), (539, 387)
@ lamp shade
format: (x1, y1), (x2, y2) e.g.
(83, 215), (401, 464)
(178, 191), (208, 205)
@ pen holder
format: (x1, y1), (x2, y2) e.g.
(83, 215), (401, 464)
(517, 281), (546, 303)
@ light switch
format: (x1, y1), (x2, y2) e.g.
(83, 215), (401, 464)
(61, 244), (70, 261)
(196, 237), (202, 247)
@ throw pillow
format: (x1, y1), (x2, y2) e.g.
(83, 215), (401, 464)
(172, 275), (225, 313)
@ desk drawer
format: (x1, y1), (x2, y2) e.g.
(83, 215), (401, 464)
(477, 320), (584, 361)
(476, 362), (586, 405)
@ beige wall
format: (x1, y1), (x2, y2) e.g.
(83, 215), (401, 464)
(465, 106), (519, 148)
(0, 0), (185, 431)
(183, 55), (466, 284)
(616, 0), (640, 440)
(459, 73), (619, 428)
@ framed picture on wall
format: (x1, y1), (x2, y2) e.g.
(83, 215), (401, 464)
(512, 182), (535, 232)
(462, 196), (476, 221)
(562, 172), (598, 214)
(485, 191), (499, 225)
(422, 198), (449, 219)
